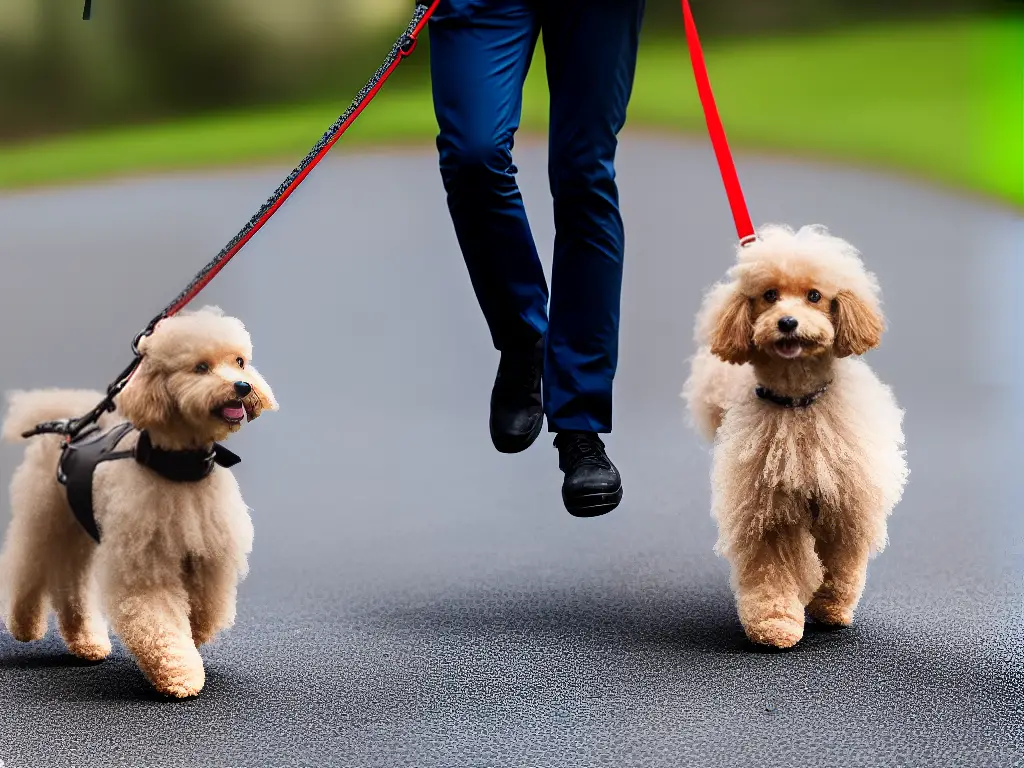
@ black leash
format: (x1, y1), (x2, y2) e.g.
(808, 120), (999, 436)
(28, 1), (439, 440)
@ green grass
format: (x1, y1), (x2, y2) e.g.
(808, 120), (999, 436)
(0, 15), (1020, 206)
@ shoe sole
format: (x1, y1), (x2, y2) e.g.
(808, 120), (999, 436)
(491, 415), (544, 454)
(563, 486), (623, 518)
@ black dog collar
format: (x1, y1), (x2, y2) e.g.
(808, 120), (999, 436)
(755, 383), (830, 409)
(134, 430), (241, 482)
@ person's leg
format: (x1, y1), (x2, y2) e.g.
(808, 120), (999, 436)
(541, 0), (644, 435)
(540, 0), (645, 514)
(430, 0), (548, 453)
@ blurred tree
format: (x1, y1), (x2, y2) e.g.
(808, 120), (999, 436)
(0, 0), (1014, 141)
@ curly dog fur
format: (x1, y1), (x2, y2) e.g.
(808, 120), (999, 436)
(682, 224), (908, 649)
(0, 306), (278, 697)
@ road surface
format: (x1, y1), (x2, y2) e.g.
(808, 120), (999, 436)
(1, 137), (1022, 767)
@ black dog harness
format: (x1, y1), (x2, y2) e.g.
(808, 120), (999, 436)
(57, 423), (241, 543)
(755, 383), (830, 409)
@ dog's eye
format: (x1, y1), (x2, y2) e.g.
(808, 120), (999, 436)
(194, 362), (210, 374)
(807, 289), (822, 304)
(236, 357), (245, 369)
(763, 289), (778, 303)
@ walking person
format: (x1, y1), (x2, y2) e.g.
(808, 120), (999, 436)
(429, 0), (646, 516)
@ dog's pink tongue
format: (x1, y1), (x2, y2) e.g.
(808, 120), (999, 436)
(222, 404), (246, 421)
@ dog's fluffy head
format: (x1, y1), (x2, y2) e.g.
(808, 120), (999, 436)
(697, 224), (885, 365)
(116, 306), (278, 448)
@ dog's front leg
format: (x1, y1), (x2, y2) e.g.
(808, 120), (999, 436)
(103, 569), (205, 699)
(807, 532), (871, 627)
(183, 554), (239, 648)
(731, 523), (821, 649)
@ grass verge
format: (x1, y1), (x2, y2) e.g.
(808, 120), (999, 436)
(0, 15), (1020, 206)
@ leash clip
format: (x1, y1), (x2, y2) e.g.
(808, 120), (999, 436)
(21, 419), (73, 439)
(131, 324), (157, 355)
(399, 34), (417, 57)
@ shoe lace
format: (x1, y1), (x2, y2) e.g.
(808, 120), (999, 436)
(558, 432), (612, 470)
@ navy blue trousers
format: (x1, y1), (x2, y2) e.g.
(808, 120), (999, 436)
(429, 0), (645, 433)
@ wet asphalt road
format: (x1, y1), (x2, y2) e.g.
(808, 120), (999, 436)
(0, 136), (1022, 767)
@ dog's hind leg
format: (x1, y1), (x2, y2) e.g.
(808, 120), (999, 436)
(731, 523), (822, 649)
(183, 554), (239, 648)
(50, 529), (111, 662)
(807, 533), (871, 627)
(1, 461), (66, 642)
(2, 521), (48, 641)
(3, 561), (48, 643)
(102, 563), (205, 699)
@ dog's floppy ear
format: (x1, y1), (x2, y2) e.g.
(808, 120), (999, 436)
(242, 365), (278, 421)
(706, 284), (754, 365)
(832, 290), (884, 357)
(116, 361), (173, 430)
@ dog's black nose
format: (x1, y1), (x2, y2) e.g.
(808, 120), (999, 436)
(233, 381), (252, 397)
(778, 316), (799, 333)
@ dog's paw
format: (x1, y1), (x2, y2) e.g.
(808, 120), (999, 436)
(65, 634), (113, 662)
(192, 626), (220, 649)
(159, 678), (205, 700)
(6, 612), (48, 643)
(150, 661), (206, 700)
(744, 614), (804, 649)
(807, 597), (854, 627)
(149, 648), (207, 699)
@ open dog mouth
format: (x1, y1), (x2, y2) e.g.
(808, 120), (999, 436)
(773, 338), (808, 359)
(214, 400), (247, 424)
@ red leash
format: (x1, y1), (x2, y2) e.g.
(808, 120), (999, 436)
(162, 0), (439, 319)
(27, 1), (441, 439)
(681, 0), (756, 246)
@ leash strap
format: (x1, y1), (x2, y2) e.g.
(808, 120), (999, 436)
(26, 1), (440, 439)
(681, 0), (756, 246)
(158, 1), (438, 321)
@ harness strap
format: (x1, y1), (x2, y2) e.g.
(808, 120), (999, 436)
(28, 1), (441, 440)
(59, 422), (135, 542)
(58, 423), (244, 542)
(681, 0), (756, 246)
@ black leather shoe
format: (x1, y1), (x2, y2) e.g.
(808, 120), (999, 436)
(489, 336), (544, 453)
(553, 431), (623, 517)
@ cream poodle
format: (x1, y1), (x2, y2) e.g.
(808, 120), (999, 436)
(0, 306), (277, 697)
(683, 224), (908, 649)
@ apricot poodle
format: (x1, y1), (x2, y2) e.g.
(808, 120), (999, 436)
(683, 224), (908, 649)
(0, 306), (277, 697)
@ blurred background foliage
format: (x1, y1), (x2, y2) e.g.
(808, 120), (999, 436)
(0, 0), (413, 139)
(0, 0), (1020, 204)
(0, 0), (1011, 140)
